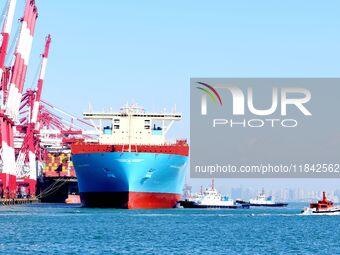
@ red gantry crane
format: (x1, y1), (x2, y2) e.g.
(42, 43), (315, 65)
(1, 0), (39, 198)
(15, 34), (51, 196)
(0, 0), (18, 198)
(0, 0), (98, 200)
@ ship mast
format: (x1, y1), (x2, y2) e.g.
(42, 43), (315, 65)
(128, 105), (131, 152)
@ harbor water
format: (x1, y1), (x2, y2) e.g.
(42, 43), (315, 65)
(0, 203), (339, 255)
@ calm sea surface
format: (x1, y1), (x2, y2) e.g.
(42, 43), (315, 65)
(0, 203), (339, 255)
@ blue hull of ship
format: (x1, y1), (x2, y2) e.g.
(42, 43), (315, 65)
(72, 152), (188, 208)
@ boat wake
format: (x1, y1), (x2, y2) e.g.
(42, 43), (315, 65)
(299, 211), (340, 216)
(249, 213), (296, 217)
(130, 213), (181, 217)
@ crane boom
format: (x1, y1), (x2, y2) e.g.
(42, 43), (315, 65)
(6, 0), (38, 121)
(31, 34), (51, 126)
(0, 0), (16, 107)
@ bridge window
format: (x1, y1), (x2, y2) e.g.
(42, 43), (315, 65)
(103, 126), (112, 135)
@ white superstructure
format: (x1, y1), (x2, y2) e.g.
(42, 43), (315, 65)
(83, 104), (182, 146)
(249, 189), (275, 205)
(193, 187), (234, 207)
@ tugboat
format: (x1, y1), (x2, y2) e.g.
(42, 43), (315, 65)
(237, 189), (288, 207)
(179, 180), (249, 209)
(301, 192), (340, 215)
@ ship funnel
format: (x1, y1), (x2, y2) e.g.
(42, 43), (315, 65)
(323, 191), (327, 201)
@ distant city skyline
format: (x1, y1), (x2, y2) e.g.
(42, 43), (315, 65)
(185, 183), (340, 203)
(1, 1), (340, 191)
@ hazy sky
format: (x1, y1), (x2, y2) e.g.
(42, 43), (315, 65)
(2, 0), (340, 192)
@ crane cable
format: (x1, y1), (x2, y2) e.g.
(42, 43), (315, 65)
(35, 178), (68, 199)
(35, 178), (66, 198)
(35, 181), (66, 199)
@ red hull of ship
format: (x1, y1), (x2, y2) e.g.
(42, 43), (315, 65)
(128, 192), (181, 209)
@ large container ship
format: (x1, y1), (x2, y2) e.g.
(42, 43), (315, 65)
(71, 104), (189, 209)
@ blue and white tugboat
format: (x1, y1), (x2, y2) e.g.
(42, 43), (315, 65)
(179, 180), (249, 209)
(237, 189), (288, 207)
